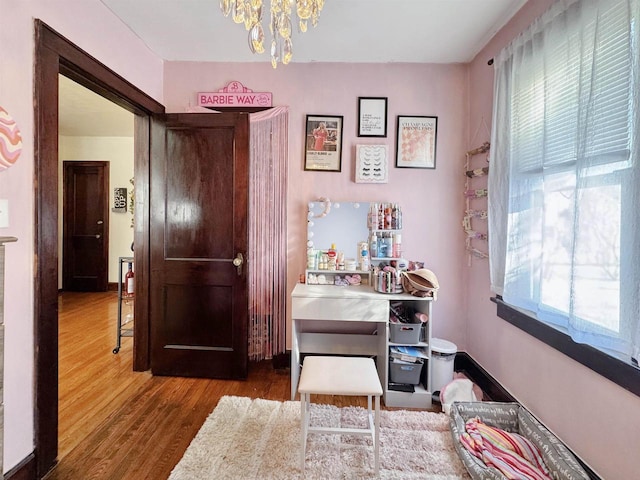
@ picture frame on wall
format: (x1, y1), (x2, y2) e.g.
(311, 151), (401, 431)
(355, 144), (389, 183)
(304, 114), (343, 172)
(357, 97), (388, 137)
(395, 115), (438, 169)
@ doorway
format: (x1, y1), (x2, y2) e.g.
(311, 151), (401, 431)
(35, 21), (163, 477)
(62, 161), (109, 292)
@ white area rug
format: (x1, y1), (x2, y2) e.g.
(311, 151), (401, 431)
(169, 395), (470, 480)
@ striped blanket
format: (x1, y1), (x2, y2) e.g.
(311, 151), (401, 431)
(460, 418), (552, 480)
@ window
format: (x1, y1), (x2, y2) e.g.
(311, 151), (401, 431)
(489, 0), (640, 366)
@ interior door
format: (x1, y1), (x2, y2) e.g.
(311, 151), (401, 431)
(62, 161), (109, 291)
(150, 112), (250, 379)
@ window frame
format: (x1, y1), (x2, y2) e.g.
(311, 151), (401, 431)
(493, 296), (640, 398)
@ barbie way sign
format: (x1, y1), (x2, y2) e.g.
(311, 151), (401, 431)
(198, 81), (272, 108)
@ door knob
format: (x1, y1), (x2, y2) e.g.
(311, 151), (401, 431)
(97, 220), (104, 225)
(232, 253), (244, 275)
(95, 234), (101, 239)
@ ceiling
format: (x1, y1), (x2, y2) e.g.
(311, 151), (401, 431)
(60, 0), (527, 137)
(99, 0), (526, 64)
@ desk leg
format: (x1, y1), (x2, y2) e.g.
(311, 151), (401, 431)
(374, 395), (380, 475)
(291, 319), (300, 400)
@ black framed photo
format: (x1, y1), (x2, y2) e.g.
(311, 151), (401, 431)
(357, 97), (388, 137)
(395, 115), (438, 169)
(304, 115), (343, 172)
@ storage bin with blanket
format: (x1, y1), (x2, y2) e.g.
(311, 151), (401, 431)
(449, 402), (591, 480)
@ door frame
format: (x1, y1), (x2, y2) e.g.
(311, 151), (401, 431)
(62, 161), (110, 292)
(34, 20), (164, 477)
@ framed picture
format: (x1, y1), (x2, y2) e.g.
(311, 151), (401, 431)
(304, 115), (343, 172)
(357, 97), (388, 137)
(395, 115), (438, 169)
(355, 145), (389, 183)
(112, 187), (127, 213)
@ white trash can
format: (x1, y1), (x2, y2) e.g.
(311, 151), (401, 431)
(430, 338), (457, 392)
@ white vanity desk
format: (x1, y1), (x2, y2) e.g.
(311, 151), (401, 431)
(291, 283), (434, 408)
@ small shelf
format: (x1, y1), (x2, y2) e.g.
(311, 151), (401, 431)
(113, 256), (134, 354)
(306, 269), (370, 275)
(389, 341), (429, 348)
(384, 384), (432, 408)
(305, 268), (372, 286)
(384, 297), (433, 409)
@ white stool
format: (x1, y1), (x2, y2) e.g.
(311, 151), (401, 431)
(298, 356), (383, 475)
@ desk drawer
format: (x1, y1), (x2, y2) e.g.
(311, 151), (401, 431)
(292, 297), (388, 322)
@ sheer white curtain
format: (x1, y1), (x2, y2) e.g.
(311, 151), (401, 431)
(248, 106), (288, 361)
(489, 0), (640, 362)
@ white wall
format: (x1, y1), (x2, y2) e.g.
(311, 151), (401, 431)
(58, 136), (135, 287)
(0, 0), (162, 472)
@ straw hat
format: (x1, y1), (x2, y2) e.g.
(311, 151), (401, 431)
(403, 269), (439, 290)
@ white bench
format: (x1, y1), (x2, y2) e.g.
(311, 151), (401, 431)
(298, 356), (383, 475)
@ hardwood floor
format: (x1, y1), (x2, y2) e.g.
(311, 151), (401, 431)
(48, 292), (373, 480)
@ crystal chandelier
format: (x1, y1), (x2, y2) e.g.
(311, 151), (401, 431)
(220, 0), (325, 68)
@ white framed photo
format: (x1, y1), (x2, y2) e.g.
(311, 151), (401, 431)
(355, 144), (389, 183)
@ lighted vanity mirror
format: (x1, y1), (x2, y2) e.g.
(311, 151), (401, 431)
(307, 200), (369, 259)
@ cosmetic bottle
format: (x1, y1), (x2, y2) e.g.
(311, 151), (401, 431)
(393, 233), (402, 258)
(370, 233), (378, 258)
(368, 203), (378, 229)
(382, 233), (393, 258)
(327, 244), (337, 270)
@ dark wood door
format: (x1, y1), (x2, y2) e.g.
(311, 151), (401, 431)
(62, 161), (109, 292)
(150, 113), (250, 379)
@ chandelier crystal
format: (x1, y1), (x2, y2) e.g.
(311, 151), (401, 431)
(220, 0), (325, 68)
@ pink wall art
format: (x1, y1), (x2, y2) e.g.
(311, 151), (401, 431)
(0, 106), (22, 171)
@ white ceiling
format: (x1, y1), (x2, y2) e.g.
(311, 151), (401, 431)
(99, 0), (526, 64)
(60, 0), (526, 137)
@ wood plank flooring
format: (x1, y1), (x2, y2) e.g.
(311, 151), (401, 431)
(47, 292), (375, 480)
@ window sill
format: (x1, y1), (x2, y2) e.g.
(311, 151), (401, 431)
(492, 296), (640, 398)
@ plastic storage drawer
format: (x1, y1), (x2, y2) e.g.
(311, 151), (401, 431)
(389, 358), (423, 384)
(389, 322), (422, 344)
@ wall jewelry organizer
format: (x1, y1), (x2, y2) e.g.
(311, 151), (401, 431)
(463, 141), (490, 265)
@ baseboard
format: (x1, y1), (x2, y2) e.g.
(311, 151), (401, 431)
(107, 282), (119, 291)
(5, 452), (37, 480)
(271, 352), (290, 370)
(453, 351), (515, 402)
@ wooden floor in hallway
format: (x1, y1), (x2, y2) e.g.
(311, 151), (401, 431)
(47, 291), (372, 480)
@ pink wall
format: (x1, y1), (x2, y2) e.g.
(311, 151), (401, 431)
(3, 0), (635, 477)
(164, 61), (470, 350)
(0, 0), (163, 472)
(466, 1), (640, 478)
